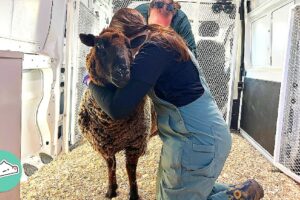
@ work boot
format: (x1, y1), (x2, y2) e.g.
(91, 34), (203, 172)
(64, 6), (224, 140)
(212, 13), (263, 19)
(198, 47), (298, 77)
(226, 179), (264, 200)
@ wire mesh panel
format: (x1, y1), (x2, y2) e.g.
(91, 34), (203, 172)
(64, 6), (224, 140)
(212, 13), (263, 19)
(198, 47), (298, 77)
(194, 3), (236, 121)
(71, 1), (111, 144)
(113, 0), (238, 123)
(275, 5), (300, 182)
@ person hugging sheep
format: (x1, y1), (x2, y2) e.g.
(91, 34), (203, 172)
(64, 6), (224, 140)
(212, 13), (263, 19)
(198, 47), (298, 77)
(83, 4), (265, 200)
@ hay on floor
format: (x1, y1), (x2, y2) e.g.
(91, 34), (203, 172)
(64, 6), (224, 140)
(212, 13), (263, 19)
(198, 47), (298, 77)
(21, 133), (300, 200)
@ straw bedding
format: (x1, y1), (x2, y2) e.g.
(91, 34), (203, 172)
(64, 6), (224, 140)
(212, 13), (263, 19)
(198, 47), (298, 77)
(21, 133), (300, 200)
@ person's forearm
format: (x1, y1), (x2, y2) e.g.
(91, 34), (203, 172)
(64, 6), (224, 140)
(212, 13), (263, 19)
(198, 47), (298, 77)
(89, 83), (121, 119)
(89, 80), (152, 120)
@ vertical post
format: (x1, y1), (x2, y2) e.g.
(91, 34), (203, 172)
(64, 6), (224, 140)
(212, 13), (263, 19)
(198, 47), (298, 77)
(230, 0), (246, 130)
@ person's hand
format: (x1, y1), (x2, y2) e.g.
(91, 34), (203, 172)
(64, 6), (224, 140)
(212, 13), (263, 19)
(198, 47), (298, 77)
(83, 74), (91, 86)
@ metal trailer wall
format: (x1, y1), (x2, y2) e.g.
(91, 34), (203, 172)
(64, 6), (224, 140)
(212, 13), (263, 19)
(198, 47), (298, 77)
(241, 0), (300, 183)
(64, 0), (112, 147)
(275, 4), (300, 183)
(0, 0), (67, 167)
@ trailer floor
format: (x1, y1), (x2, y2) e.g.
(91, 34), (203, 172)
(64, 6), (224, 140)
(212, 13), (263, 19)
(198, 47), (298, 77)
(21, 133), (300, 200)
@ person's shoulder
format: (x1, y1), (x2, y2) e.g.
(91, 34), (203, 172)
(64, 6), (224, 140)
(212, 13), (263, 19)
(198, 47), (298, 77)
(171, 9), (189, 30)
(135, 3), (150, 15)
(174, 9), (188, 21)
(141, 41), (163, 52)
(141, 41), (176, 59)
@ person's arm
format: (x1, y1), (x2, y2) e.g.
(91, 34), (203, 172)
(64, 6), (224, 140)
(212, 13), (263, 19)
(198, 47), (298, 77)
(177, 15), (197, 56)
(89, 80), (152, 120)
(88, 42), (171, 120)
(172, 11), (197, 57)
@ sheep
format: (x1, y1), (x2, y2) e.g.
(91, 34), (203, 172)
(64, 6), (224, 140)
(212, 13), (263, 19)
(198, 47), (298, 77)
(78, 27), (157, 200)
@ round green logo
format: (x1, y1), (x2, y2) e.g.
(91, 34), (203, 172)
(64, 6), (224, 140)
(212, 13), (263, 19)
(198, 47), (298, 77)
(0, 150), (22, 192)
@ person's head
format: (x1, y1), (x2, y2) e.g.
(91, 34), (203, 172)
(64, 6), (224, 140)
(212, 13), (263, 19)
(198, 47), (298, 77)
(110, 8), (149, 55)
(110, 8), (147, 38)
(110, 8), (189, 61)
(148, 0), (178, 27)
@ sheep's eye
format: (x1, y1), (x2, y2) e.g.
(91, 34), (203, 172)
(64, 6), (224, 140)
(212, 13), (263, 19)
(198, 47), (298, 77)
(96, 43), (104, 50)
(96, 44), (107, 57)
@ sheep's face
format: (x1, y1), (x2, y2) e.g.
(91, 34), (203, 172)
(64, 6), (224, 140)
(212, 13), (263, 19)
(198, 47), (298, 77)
(80, 29), (147, 88)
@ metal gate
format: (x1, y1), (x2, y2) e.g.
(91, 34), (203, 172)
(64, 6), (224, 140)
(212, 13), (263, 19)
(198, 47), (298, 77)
(275, 5), (300, 183)
(65, 0), (112, 146)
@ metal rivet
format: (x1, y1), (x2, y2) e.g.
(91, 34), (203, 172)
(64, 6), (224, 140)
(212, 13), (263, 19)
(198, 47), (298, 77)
(291, 99), (296, 104)
(293, 83), (298, 88)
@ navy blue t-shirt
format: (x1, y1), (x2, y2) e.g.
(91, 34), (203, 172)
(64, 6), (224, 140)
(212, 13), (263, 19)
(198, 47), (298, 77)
(131, 42), (204, 107)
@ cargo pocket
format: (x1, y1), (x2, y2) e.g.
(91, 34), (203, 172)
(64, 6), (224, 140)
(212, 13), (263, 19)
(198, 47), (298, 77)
(182, 142), (216, 178)
(160, 144), (183, 189)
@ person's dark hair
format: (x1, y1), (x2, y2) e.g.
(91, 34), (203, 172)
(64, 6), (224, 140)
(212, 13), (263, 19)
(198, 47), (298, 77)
(149, 0), (181, 15)
(110, 8), (147, 38)
(110, 8), (189, 61)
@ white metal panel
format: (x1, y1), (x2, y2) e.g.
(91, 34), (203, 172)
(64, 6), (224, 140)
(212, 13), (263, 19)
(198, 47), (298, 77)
(21, 70), (43, 158)
(245, 68), (283, 82)
(11, 0), (52, 45)
(0, 0), (13, 38)
(250, 0), (294, 16)
(271, 2), (294, 67)
(251, 16), (270, 67)
(252, 0), (271, 9)
(23, 54), (52, 70)
(245, 0), (294, 81)
(39, 0), (67, 156)
(39, 0), (67, 59)
(36, 68), (53, 155)
(0, 0), (66, 55)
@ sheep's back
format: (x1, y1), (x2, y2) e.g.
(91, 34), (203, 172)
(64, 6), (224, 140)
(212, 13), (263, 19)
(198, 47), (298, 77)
(78, 89), (153, 158)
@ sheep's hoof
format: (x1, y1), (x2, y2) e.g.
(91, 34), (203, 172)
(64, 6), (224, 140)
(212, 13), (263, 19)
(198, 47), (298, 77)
(129, 193), (140, 200)
(105, 184), (118, 199)
(105, 190), (117, 199)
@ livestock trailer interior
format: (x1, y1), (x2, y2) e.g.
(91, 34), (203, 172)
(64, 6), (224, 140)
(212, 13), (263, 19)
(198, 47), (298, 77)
(0, 0), (300, 199)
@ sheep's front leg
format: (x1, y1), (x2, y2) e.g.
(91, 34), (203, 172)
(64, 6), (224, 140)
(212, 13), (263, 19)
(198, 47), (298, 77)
(125, 150), (140, 200)
(105, 156), (118, 198)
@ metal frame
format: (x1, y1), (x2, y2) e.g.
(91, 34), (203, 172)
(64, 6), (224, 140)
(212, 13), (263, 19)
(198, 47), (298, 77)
(241, 1), (300, 184)
(274, 4), (300, 184)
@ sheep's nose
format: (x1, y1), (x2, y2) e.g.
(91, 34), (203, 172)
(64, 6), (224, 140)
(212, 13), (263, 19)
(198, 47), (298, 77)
(114, 65), (129, 77)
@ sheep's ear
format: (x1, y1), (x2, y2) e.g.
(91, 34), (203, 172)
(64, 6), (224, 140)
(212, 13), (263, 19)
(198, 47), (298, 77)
(130, 35), (147, 49)
(79, 33), (95, 47)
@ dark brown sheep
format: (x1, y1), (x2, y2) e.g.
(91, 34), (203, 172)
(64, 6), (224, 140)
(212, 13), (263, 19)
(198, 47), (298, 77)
(78, 27), (157, 200)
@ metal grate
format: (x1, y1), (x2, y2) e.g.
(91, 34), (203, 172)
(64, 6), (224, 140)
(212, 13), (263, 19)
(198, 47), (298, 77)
(113, 0), (238, 122)
(73, 2), (105, 143)
(193, 2), (236, 121)
(276, 6), (300, 179)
